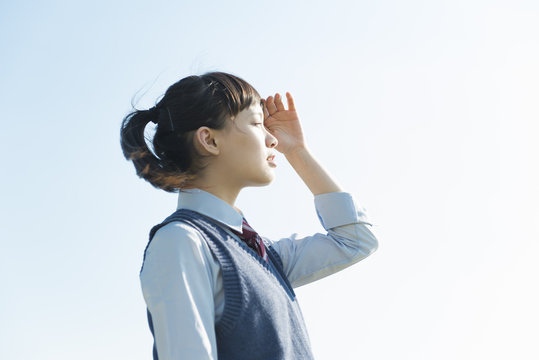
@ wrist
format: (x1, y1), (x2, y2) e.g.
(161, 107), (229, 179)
(284, 145), (309, 159)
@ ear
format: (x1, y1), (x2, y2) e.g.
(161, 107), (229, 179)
(194, 126), (221, 156)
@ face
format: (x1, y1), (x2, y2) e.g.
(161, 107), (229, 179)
(216, 102), (279, 187)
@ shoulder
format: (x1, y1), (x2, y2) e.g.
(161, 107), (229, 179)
(143, 220), (214, 266)
(140, 220), (221, 303)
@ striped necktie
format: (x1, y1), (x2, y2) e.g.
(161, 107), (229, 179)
(231, 217), (268, 263)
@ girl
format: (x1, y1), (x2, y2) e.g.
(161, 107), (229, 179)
(120, 72), (378, 359)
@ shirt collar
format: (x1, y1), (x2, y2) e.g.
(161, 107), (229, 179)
(177, 188), (244, 233)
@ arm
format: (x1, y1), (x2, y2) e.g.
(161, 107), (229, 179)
(265, 191), (378, 288)
(285, 146), (342, 195)
(263, 93), (378, 286)
(140, 222), (218, 360)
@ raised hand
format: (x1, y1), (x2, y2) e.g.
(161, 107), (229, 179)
(262, 92), (306, 155)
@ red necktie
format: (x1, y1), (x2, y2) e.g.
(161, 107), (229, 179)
(231, 217), (268, 263)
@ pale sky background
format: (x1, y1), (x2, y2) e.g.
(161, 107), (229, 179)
(1, 0), (538, 359)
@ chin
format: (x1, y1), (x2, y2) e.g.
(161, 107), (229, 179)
(264, 169), (276, 183)
(249, 172), (275, 187)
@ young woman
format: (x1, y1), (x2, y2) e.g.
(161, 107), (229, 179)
(120, 72), (378, 359)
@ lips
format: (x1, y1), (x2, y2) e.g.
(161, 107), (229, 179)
(267, 155), (275, 161)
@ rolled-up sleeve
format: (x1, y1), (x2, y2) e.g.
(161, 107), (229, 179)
(268, 192), (378, 288)
(140, 222), (218, 360)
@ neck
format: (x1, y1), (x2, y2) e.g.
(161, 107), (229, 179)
(189, 181), (243, 214)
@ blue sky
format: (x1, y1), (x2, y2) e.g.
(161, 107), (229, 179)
(1, 0), (538, 359)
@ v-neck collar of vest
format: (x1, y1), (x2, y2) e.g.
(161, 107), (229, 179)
(181, 209), (297, 300)
(229, 231), (297, 300)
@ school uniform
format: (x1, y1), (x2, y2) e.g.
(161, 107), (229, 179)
(140, 188), (378, 359)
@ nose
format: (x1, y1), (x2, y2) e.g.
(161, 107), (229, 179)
(265, 129), (278, 148)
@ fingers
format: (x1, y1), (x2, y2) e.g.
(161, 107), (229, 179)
(265, 92), (295, 114)
(285, 92), (296, 112)
(265, 96), (278, 115)
(274, 93), (286, 111)
(262, 100), (270, 118)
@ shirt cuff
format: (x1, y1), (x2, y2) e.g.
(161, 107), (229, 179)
(314, 191), (373, 229)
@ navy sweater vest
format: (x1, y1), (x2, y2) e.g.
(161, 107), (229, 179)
(142, 209), (314, 360)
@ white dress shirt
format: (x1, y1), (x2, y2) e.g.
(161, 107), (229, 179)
(140, 188), (378, 359)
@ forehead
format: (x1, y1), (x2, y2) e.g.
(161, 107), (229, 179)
(235, 103), (263, 121)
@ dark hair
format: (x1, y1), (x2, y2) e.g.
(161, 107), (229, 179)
(120, 71), (262, 192)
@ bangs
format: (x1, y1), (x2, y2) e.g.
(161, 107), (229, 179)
(202, 72), (262, 117)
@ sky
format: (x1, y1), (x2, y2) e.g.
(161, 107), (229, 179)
(1, 0), (538, 359)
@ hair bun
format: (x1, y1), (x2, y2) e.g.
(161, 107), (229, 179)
(148, 106), (160, 124)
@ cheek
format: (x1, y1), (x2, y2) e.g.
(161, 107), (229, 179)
(222, 131), (265, 164)
(223, 138), (253, 164)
